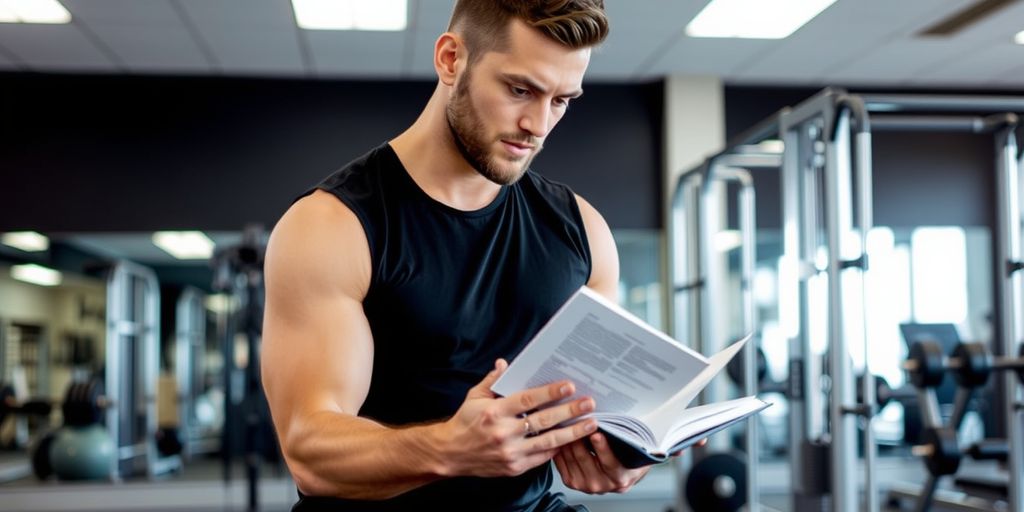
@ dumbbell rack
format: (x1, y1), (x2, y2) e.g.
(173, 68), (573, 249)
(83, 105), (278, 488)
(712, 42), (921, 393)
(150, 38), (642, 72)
(895, 339), (1024, 512)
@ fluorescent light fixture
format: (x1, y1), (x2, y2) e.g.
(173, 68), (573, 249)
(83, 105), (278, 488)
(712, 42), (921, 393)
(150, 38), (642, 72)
(1, 231), (49, 252)
(292, 0), (407, 31)
(11, 264), (62, 287)
(152, 231), (215, 260)
(204, 294), (236, 315)
(686, 0), (837, 39)
(0, 4), (17, 22)
(0, 0), (72, 24)
(1016, 30), (1024, 45)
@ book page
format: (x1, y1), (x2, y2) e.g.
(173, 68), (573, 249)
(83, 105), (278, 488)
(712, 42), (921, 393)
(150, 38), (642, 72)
(492, 287), (709, 418)
(641, 335), (751, 441)
(658, 396), (770, 453)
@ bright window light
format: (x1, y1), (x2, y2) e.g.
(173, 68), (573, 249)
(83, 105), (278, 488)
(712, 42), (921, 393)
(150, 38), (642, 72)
(714, 229), (742, 252)
(0, 0), (72, 24)
(292, 0), (407, 31)
(11, 264), (62, 287)
(911, 227), (967, 324)
(1, 231), (49, 252)
(686, 0), (838, 39)
(1015, 30), (1024, 45)
(152, 231), (215, 260)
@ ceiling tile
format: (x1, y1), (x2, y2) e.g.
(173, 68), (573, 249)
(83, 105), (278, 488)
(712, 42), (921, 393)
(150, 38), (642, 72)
(0, 47), (18, 68)
(733, 0), (973, 82)
(306, 31), (405, 77)
(405, 0), (455, 78)
(177, 0), (297, 28)
(97, 25), (211, 72)
(647, 38), (778, 78)
(63, 0), (180, 26)
(200, 28), (306, 75)
(0, 24), (116, 71)
(911, 41), (1024, 84)
(825, 38), (981, 85)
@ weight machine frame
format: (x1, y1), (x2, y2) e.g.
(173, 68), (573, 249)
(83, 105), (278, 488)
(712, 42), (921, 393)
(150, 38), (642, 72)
(670, 87), (1024, 511)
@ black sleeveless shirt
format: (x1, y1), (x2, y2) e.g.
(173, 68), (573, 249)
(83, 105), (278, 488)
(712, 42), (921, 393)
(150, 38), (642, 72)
(292, 143), (592, 511)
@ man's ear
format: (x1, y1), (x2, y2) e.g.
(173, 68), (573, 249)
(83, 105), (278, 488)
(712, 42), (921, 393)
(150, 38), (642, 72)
(434, 32), (462, 86)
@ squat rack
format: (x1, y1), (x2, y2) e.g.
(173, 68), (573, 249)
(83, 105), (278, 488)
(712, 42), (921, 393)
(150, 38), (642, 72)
(669, 87), (1024, 512)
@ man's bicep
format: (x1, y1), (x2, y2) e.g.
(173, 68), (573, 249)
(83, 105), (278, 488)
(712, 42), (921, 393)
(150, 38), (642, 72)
(261, 192), (375, 430)
(263, 289), (374, 416)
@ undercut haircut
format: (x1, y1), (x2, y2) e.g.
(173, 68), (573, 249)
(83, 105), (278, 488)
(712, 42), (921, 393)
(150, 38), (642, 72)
(447, 0), (609, 63)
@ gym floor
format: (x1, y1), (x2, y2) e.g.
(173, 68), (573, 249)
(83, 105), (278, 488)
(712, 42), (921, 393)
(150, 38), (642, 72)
(0, 455), (1005, 512)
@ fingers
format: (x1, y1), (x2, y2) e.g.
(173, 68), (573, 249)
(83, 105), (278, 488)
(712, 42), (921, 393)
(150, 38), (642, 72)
(589, 433), (625, 477)
(466, 359), (508, 399)
(568, 437), (613, 494)
(559, 433), (643, 494)
(525, 416), (598, 453)
(523, 397), (594, 435)
(501, 379), (576, 416)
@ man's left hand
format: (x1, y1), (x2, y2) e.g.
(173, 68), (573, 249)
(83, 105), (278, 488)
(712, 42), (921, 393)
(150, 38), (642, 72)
(553, 433), (649, 495)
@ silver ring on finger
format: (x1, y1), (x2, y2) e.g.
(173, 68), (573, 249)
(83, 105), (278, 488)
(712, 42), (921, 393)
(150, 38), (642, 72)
(524, 419), (537, 438)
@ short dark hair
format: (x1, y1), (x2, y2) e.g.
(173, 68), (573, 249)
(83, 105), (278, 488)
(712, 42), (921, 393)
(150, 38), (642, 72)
(447, 0), (609, 63)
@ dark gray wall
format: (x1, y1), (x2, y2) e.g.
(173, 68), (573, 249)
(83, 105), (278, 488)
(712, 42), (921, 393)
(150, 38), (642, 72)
(0, 73), (663, 232)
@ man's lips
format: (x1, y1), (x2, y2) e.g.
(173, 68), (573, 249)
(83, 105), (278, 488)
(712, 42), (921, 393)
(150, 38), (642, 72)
(501, 140), (534, 157)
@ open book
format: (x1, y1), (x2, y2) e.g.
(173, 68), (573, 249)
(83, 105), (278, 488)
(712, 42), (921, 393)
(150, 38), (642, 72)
(491, 286), (770, 469)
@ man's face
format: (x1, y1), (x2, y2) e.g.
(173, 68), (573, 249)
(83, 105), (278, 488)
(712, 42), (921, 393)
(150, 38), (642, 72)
(446, 20), (591, 185)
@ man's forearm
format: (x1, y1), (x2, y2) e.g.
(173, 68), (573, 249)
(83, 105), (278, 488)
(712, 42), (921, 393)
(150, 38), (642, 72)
(283, 410), (452, 500)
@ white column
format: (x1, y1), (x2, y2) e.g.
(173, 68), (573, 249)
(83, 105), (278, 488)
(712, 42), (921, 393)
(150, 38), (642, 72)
(663, 75), (725, 209)
(663, 74), (725, 341)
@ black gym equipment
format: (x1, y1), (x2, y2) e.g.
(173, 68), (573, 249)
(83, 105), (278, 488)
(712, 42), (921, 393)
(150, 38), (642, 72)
(0, 384), (53, 430)
(898, 339), (1024, 512)
(684, 452), (747, 512)
(28, 429), (57, 480)
(22, 377), (112, 481)
(904, 340), (1024, 391)
(211, 224), (279, 512)
(61, 379), (108, 428)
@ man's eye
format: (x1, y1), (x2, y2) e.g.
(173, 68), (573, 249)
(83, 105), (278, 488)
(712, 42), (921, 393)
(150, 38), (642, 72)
(511, 86), (530, 97)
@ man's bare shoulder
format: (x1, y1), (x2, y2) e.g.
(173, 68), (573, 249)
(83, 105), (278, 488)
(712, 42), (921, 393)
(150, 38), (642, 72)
(266, 189), (371, 299)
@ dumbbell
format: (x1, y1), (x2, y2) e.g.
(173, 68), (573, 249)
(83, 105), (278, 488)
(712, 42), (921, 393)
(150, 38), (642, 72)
(0, 384), (54, 422)
(856, 374), (915, 411)
(903, 340), (1024, 389)
(910, 426), (1009, 477)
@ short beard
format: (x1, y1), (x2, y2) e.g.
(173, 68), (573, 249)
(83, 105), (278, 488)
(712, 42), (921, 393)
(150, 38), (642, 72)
(445, 70), (538, 186)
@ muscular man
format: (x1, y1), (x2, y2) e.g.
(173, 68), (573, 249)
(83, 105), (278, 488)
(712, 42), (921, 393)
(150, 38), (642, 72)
(262, 1), (656, 510)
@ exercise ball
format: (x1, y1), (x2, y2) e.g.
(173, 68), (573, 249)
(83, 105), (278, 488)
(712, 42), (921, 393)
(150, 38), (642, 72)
(50, 424), (113, 480)
(28, 429), (57, 480)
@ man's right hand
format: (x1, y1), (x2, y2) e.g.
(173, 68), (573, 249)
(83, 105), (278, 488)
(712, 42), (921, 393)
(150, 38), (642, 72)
(431, 359), (598, 478)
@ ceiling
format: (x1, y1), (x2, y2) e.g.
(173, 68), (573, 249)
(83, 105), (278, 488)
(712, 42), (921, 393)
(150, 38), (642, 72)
(0, 0), (1022, 88)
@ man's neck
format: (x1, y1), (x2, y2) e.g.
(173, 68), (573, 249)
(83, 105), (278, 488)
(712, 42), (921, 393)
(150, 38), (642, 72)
(389, 86), (503, 212)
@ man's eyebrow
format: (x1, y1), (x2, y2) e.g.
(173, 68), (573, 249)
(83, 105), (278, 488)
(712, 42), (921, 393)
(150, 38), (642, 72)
(502, 73), (583, 99)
